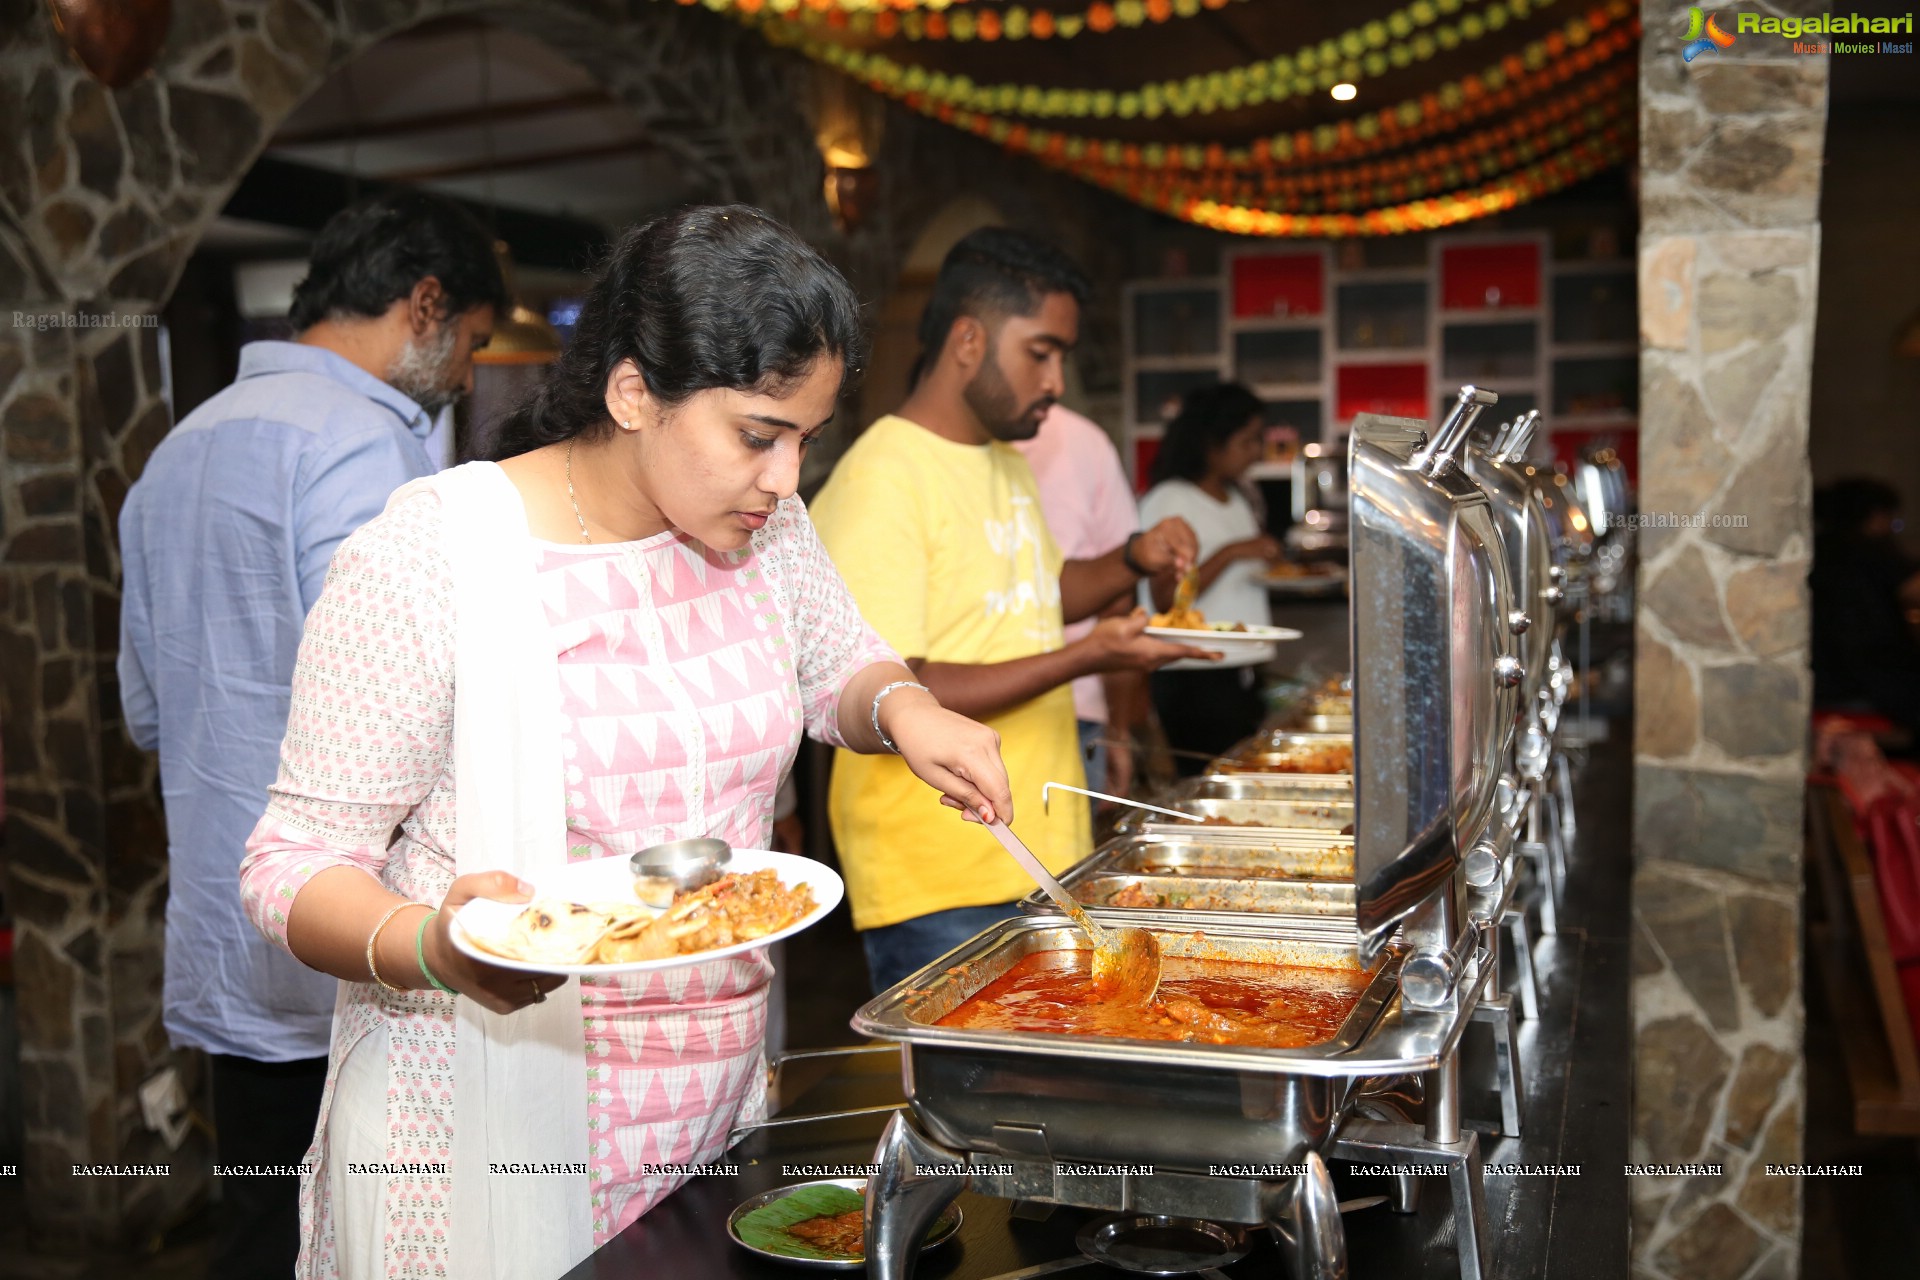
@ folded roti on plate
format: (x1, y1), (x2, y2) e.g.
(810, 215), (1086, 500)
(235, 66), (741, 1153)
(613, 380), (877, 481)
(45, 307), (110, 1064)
(488, 898), (617, 964)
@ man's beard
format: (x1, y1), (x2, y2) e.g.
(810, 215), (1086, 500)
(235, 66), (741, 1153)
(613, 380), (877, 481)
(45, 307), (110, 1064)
(385, 320), (464, 416)
(963, 352), (1052, 442)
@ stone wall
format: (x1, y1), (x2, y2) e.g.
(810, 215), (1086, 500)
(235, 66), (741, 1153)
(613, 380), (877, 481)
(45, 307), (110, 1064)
(0, 0), (1145, 1250)
(1631, 3), (1826, 1276)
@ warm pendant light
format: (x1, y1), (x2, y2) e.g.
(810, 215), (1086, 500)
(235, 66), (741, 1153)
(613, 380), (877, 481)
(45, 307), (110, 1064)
(46, 0), (170, 88)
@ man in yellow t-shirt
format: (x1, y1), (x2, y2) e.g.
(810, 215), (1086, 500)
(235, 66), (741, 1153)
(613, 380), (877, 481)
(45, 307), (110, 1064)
(811, 227), (1211, 991)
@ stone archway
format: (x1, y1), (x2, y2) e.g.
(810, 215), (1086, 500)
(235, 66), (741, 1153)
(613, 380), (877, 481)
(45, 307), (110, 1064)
(0, 0), (858, 1249)
(854, 195), (1006, 433)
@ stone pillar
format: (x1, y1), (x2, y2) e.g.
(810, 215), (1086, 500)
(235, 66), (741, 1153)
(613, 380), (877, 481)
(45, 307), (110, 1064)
(1631, 5), (1827, 1277)
(4, 302), (200, 1247)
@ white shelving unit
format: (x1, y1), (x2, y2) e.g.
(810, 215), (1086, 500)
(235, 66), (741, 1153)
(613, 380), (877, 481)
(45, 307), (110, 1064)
(1120, 233), (1637, 490)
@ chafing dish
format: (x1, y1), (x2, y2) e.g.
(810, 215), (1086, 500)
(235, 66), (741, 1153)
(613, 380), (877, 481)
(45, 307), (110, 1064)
(856, 916), (1494, 1280)
(1273, 681), (1355, 734)
(1575, 443), (1632, 547)
(855, 917), (1406, 1163)
(1019, 830), (1357, 923)
(1175, 772), (1357, 805)
(1465, 411), (1558, 724)
(1520, 459), (1595, 583)
(1145, 797), (1354, 832)
(1116, 775), (1355, 837)
(1081, 830), (1353, 881)
(1048, 873), (1358, 919)
(1214, 729), (1353, 778)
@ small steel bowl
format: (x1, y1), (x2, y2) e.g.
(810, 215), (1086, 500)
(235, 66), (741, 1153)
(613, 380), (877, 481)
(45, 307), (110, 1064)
(629, 837), (731, 907)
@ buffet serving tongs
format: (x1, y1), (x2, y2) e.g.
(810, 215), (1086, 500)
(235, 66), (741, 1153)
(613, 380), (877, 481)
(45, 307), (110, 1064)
(1042, 780), (1204, 823)
(982, 817), (1162, 1004)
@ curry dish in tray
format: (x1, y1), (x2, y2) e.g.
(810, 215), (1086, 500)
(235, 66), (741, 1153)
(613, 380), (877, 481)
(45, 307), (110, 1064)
(937, 950), (1370, 1049)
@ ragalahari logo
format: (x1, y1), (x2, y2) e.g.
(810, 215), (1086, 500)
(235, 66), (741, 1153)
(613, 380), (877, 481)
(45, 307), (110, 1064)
(1683, 7), (1738, 61)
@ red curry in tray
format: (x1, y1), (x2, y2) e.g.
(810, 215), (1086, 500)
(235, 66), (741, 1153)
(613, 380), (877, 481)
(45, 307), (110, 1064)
(936, 950), (1370, 1049)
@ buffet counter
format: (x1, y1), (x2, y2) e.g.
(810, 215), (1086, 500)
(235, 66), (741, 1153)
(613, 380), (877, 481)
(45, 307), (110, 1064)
(561, 741), (1631, 1280)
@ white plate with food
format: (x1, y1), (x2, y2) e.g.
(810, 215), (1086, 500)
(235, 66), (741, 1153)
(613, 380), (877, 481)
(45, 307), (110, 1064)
(1163, 642), (1278, 672)
(1263, 565), (1348, 594)
(1145, 623), (1303, 645)
(449, 849), (842, 976)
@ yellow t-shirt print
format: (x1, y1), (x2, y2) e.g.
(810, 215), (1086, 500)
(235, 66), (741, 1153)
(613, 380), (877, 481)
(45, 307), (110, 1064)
(810, 414), (1090, 931)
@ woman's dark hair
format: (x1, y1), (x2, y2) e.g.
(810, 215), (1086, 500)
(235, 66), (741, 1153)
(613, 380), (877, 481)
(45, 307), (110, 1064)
(289, 189), (508, 331)
(915, 226), (1090, 370)
(486, 205), (867, 460)
(1149, 382), (1266, 487)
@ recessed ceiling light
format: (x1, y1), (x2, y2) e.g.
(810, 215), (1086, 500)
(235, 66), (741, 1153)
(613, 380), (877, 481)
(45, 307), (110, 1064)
(1331, 83), (1358, 102)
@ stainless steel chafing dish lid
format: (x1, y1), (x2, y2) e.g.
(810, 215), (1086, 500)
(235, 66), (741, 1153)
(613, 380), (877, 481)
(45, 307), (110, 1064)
(1575, 444), (1632, 544)
(1346, 394), (1519, 961)
(1464, 411), (1558, 712)
(1521, 460), (1596, 574)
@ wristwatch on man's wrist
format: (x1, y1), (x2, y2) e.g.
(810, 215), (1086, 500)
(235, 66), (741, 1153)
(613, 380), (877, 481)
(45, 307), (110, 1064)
(1121, 531), (1149, 577)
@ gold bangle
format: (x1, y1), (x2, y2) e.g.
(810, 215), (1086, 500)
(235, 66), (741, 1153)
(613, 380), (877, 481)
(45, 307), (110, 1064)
(366, 902), (418, 992)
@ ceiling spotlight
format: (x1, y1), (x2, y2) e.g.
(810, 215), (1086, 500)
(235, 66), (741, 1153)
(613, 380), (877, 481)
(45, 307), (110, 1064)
(1331, 83), (1358, 102)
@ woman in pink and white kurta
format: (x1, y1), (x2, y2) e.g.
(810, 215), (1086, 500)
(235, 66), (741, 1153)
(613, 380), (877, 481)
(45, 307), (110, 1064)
(241, 206), (1013, 1280)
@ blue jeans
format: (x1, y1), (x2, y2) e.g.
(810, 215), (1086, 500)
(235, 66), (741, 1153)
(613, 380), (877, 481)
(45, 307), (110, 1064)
(1077, 717), (1108, 795)
(862, 903), (1021, 994)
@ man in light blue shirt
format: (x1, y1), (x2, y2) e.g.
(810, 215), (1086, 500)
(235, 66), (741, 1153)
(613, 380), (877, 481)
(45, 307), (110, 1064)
(117, 189), (503, 1279)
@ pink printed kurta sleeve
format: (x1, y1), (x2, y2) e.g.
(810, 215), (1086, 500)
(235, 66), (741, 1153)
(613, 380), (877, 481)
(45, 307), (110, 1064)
(772, 495), (902, 748)
(240, 489), (457, 950)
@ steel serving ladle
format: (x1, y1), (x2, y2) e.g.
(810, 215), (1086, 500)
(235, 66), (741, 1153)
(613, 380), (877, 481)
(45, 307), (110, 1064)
(980, 816), (1162, 1005)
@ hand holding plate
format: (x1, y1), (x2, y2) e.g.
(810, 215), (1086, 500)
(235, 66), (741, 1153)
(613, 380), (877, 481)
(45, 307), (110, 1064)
(429, 871), (566, 1014)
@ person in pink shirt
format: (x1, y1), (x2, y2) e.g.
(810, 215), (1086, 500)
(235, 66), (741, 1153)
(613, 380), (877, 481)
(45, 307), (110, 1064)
(1013, 405), (1170, 796)
(239, 206), (1012, 1280)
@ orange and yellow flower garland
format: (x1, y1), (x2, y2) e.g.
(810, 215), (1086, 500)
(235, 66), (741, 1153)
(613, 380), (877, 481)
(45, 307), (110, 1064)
(1172, 130), (1630, 236)
(757, 0), (1548, 118)
(763, 1), (1635, 170)
(704, 0), (1638, 233)
(1067, 87), (1632, 212)
(673, 0), (1262, 42)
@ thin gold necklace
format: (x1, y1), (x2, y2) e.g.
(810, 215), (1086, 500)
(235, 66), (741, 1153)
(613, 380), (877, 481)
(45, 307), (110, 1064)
(565, 440), (591, 543)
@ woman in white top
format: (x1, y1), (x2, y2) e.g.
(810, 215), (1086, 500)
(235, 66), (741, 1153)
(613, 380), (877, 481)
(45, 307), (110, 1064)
(1137, 383), (1279, 772)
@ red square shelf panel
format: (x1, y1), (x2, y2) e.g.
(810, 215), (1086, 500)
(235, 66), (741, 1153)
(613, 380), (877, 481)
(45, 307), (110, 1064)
(1440, 243), (1542, 310)
(1232, 252), (1325, 319)
(1336, 363), (1429, 423)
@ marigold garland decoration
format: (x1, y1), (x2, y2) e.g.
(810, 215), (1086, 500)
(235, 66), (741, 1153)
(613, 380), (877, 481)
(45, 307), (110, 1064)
(1058, 127), (1632, 237)
(672, 0), (1258, 39)
(1062, 86), (1633, 213)
(779, 1), (1633, 171)
(758, 0), (1553, 119)
(703, 0), (1638, 234)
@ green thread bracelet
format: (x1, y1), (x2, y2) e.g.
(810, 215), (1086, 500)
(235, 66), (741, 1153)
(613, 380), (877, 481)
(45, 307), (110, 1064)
(416, 910), (455, 995)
